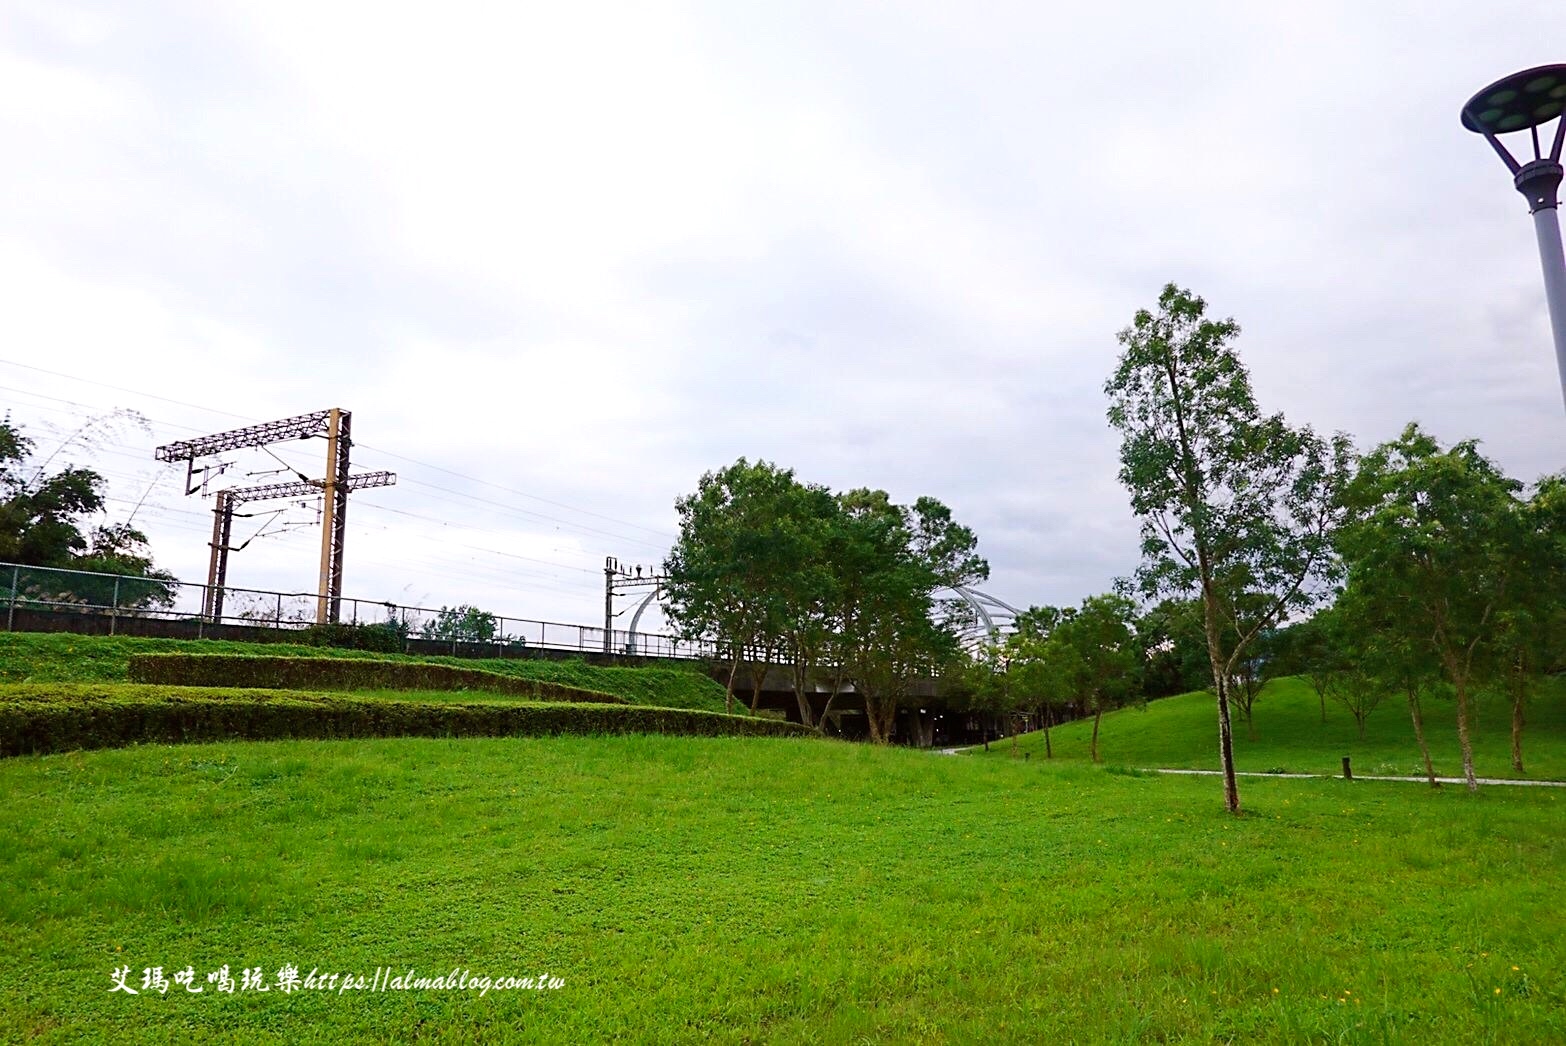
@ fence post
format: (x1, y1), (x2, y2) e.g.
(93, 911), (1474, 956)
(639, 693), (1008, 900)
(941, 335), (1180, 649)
(275, 593), (283, 630)
(110, 576), (120, 636)
(6, 565), (17, 632)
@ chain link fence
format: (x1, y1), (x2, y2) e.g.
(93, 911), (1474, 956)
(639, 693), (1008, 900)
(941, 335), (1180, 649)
(1, 561), (711, 660)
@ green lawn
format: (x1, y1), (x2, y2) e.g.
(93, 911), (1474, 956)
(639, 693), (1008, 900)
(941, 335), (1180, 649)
(987, 676), (1566, 781)
(2, 734), (1562, 1044)
(0, 632), (730, 713)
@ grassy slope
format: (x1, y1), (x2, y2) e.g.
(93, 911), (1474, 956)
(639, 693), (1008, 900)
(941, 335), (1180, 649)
(0, 632), (731, 713)
(1, 735), (1561, 1044)
(987, 676), (1566, 781)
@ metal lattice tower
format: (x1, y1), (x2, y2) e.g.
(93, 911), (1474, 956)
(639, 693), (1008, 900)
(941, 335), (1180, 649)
(202, 472), (396, 622)
(157, 409), (395, 624)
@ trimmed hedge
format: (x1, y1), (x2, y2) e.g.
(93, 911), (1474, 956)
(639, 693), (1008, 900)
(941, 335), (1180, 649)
(127, 654), (627, 704)
(0, 683), (814, 757)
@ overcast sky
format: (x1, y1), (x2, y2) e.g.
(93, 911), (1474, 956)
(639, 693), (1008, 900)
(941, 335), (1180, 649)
(2, 1), (1563, 640)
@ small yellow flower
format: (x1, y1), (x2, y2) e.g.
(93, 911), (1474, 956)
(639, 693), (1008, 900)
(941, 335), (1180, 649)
(1494, 988), (1502, 995)
(1271, 988), (1278, 994)
(1511, 965), (1520, 972)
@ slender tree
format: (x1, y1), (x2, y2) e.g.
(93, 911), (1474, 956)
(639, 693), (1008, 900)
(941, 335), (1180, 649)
(1045, 594), (1141, 763)
(1006, 605), (1065, 757)
(1105, 285), (1352, 812)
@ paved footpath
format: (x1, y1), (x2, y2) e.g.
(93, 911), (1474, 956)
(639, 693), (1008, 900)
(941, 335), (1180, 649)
(931, 749), (1566, 787)
(1149, 768), (1566, 787)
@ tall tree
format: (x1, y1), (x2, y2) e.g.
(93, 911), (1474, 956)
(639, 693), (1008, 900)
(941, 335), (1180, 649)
(664, 459), (808, 715)
(775, 482), (844, 729)
(1337, 424), (1529, 791)
(1105, 285), (1352, 812)
(835, 491), (987, 743)
(1487, 473), (1566, 775)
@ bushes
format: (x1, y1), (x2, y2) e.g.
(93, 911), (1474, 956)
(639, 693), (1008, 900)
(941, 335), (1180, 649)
(127, 654), (628, 703)
(300, 621), (407, 653)
(0, 684), (813, 757)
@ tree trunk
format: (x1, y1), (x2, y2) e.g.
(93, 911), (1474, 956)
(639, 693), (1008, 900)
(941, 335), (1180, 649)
(1319, 683), (1326, 724)
(724, 653), (740, 716)
(818, 691), (838, 735)
(1202, 605), (1241, 814)
(1090, 705), (1102, 763)
(1355, 711), (1366, 740)
(1042, 703), (1053, 759)
(1453, 677), (1479, 792)
(791, 660), (815, 729)
(748, 662), (766, 715)
(864, 693), (894, 744)
(1407, 686), (1438, 788)
(1510, 674), (1526, 776)
(1216, 677), (1240, 812)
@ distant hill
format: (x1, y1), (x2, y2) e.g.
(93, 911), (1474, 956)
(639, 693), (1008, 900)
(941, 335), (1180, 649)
(982, 676), (1566, 781)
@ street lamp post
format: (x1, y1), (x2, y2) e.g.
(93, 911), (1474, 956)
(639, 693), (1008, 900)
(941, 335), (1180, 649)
(1462, 63), (1566, 412)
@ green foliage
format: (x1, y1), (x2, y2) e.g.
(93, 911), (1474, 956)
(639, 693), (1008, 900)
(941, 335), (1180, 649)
(1337, 423), (1560, 788)
(126, 654), (628, 703)
(1002, 594), (1140, 761)
(1, 733), (1563, 1041)
(301, 620), (408, 653)
(420, 604), (501, 643)
(1135, 597), (1210, 698)
(0, 416), (176, 608)
(1105, 284), (1352, 811)
(663, 459), (808, 698)
(833, 489), (986, 742)
(0, 683), (809, 756)
(665, 459), (987, 734)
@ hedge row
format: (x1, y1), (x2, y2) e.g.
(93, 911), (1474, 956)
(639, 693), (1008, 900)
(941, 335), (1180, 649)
(0, 684), (814, 757)
(127, 654), (627, 704)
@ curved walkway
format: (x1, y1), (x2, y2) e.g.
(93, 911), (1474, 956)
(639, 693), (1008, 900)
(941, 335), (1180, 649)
(1149, 767), (1566, 787)
(931, 748), (1566, 787)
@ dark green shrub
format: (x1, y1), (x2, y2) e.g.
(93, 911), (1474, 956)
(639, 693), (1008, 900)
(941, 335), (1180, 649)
(127, 654), (628, 703)
(0, 683), (813, 756)
(301, 622), (406, 653)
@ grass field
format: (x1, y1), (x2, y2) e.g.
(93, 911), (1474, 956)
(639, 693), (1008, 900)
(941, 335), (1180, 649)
(986, 676), (1566, 781)
(2, 733), (1563, 1044)
(3, 634), (1564, 1041)
(0, 632), (731, 713)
